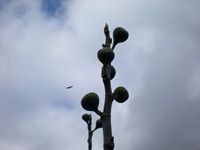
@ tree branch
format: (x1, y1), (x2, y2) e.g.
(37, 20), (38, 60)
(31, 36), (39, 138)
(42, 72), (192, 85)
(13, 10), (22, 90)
(102, 23), (112, 48)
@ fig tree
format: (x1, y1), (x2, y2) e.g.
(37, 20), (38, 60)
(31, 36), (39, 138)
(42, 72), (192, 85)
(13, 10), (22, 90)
(81, 92), (99, 111)
(113, 86), (129, 103)
(97, 48), (114, 65)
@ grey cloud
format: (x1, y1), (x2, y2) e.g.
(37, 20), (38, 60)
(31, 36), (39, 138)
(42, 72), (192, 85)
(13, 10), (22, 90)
(121, 1), (200, 150)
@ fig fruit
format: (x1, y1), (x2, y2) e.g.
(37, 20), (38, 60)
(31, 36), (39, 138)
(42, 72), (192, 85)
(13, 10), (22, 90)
(113, 86), (129, 103)
(81, 92), (99, 111)
(82, 113), (91, 123)
(112, 27), (129, 49)
(97, 48), (114, 65)
(95, 119), (102, 129)
(110, 65), (116, 80)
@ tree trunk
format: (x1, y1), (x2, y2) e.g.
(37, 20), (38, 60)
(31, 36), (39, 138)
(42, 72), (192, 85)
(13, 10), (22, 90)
(101, 24), (114, 150)
(101, 77), (114, 150)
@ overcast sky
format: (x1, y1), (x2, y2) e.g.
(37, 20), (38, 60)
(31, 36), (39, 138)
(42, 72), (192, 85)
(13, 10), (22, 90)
(0, 0), (200, 150)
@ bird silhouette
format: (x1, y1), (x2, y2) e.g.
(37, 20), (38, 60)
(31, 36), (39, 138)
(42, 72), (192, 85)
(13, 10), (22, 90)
(65, 85), (73, 89)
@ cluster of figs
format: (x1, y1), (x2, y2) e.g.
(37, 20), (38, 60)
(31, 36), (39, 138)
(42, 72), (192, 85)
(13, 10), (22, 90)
(81, 26), (129, 113)
(82, 113), (102, 130)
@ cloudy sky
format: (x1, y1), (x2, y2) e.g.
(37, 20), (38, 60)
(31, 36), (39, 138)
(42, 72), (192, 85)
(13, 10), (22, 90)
(0, 0), (200, 150)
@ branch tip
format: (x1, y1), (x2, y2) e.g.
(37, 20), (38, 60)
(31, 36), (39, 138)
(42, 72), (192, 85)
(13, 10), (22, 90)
(103, 23), (112, 48)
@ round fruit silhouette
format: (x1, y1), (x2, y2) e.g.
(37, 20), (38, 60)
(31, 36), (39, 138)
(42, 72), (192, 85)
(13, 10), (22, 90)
(97, 48), (114, 65)
(81, 92), (99, 111)
(113, 86), (129, 103)
(112, 27), (129, 49)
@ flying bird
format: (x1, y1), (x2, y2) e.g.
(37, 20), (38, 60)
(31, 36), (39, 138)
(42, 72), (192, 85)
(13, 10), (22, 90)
(65, 85), (73, 89)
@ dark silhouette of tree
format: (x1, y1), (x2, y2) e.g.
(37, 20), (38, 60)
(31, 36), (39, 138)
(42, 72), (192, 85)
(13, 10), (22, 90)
(81, 24), (129, 150)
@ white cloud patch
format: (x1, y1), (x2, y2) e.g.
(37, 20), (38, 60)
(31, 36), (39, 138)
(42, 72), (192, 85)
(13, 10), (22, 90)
(0, 0), (200, 150)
